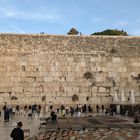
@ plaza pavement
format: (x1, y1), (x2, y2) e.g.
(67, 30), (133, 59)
(0, 112), (140, 140)
(0, 113), (40, 140)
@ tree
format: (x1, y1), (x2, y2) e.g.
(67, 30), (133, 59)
(67, 28), (79, 35)
(91, 29), (128, 36)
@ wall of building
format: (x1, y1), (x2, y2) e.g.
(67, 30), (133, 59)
(0, 33), (140, 105)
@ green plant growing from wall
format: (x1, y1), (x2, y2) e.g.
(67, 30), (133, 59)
(112, 80), (116, 87)
(132, 73), (140, 96)
(72, 94), (79, 102)
(86, 96), (89, 101)
(133, 74), (140, 82)
(11, 96), (18, 100)
(110, 48), (117, 54)
(41, 95), (46, 102)
(83, 72), (95, 98)
(83, 72), (93, 79)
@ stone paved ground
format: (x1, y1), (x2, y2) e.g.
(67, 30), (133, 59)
(0, 114), (40, 140)
(37, 129), (140, 140)
(36, 115), (140, 140)
(0, 113), (140, 140)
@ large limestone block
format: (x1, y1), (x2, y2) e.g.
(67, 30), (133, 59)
(0, 57), (16, 61)
(67, 92), (75, 96)
(0, 66), (7, 71)
(26, 87), (35, 92)
(72, 87), (79, 92)
(0, 97), (3, 101)
(6, 72), (16, 76)
(36, 76), (44, 82)
(132, 62), (140, 66)
(66, 77), (73, 82)
(108, 72), (117, 77)
(91, 66), (97, 72)
(0, 77), (10, 82)
(96, 76), (104, 82)
(131, 58), (138, 62)
(67, 57), (73, 62)
(65, 87), (72, 92)
(16, 93), (25, 98)
(26, 71), (39, 77)
(95, 57), (102, 62)
(75, 66), (80, 72)
(3, 97), (10, 101)
(6, 65), (16, 72)
(52, 77), (60, 82)
(99, 87), (106, 92)
(19, 61), (27, 66)
(25, 93), (32, 97)
(113, 57), (121, 62)
(122, 67), (127, 72)
(96, 67), (102, 72)
(66, 67), (71, 72)
(119, 67), (127, 72)
(101, 67), (107, 72)
(34, 61), (40, 66)
(108, 66), (119, 72)
(26, 77), (35, 82)
(0, 81), (12, 87)
(51, 92), (57, 97)
(15, 71), (25, 77)
(39, 71), (45, 76)
(12, 87), (23, 92)
(81, 62), (86, 67)
(0, 93), (8, 98)
(56, 92), (63, 97)
(51, 72), (60, 77)
(92, 87), (98, 92)
(106, 57), (112, 62)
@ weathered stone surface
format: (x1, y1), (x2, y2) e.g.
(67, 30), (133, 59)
(0, 33), (140, 105)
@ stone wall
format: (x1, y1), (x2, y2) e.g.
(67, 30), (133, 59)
(0, 33), (140, 105)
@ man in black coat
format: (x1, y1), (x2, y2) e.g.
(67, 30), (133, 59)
(3, 105), (10, 122)
(10, 121), (24, 140)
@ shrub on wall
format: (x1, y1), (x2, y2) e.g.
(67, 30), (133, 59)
(132, 73), (140, 83)
(110, 48), (117, 54)
(41, 95), (46, 102)
(83, 72), (93, 79)
(72, 94), (79, 102)
(86, 96), (89, 101)
(11, 96), (18, 100)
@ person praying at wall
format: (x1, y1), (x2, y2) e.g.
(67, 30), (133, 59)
(88, 104), (93, 113)
(96, 104), (99, 113)
(101, 105), (105, 114)
(82, 104), (87, 115)
(70, 106), (74, 117)
(60, 104), (65, 116)
(50, 110), (57, 121)
(0, 110), (1, 122)
(3, 104), (10, 122)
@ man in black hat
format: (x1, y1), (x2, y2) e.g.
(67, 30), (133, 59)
(10, 121), (24, 140)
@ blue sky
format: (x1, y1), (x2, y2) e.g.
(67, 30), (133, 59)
(0, 0), (140, 35)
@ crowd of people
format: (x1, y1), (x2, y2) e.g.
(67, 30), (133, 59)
(0, 103), (42, 122)
(0, 103), (110, 123)
(0, 103), (139, 140)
